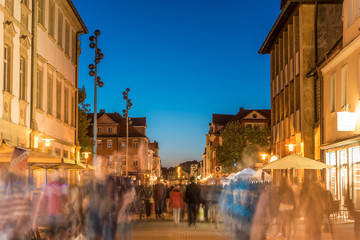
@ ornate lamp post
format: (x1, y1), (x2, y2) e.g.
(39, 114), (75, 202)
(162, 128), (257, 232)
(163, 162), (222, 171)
(88, 30), (104, 166)
(122, 88), (132, 176)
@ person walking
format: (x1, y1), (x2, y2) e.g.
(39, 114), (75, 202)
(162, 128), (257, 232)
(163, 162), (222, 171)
(153, 179), (166, 219)
(168, 185), (184, 226)
(141, 182), (153, 219)
(116, 181), (136, 240)
(185, 177), (201, 227)
(278, 177), (295, 240)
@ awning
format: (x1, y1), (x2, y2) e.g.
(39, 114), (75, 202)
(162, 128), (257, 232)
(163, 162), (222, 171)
(262, 154), (332, 170)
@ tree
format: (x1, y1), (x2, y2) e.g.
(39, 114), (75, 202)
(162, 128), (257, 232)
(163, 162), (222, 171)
(78, 86), (92, 152)
(215, 121), (270, 173)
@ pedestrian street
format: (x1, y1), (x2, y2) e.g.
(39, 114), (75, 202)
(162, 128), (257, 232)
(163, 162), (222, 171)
(132, 219), (229, 240)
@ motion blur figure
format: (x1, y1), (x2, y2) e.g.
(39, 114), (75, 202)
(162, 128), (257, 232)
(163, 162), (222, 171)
(116, 181), (136, 240)
(300, 176), (328, 240)
(33, 168), (70, 240)
(0, 169), (31, 240)
(185, 177), (201, 227)
(277, 177), (295, 240)
(168, 185), (184, 226)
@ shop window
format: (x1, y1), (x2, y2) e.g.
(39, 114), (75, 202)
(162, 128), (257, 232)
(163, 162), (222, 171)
(107, 140), (113, 149)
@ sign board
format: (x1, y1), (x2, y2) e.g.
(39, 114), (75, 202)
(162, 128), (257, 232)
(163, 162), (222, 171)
(215, 166), (222, 173)
(215, 174), (222, 179)
(337, 112), (357, 131)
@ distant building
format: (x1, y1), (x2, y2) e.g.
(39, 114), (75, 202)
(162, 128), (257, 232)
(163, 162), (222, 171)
(87, 110), (159, 181)
(205, 108), (270, 177)
(148, 141), (161, 177)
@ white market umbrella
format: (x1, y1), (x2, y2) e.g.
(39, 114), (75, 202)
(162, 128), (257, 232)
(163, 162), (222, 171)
(249, 169), (272, 182)
(233, 168), (256, 180)
(262, 154), (332, 170)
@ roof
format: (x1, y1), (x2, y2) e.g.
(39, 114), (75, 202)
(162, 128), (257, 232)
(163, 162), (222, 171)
(87, 112), (147, 138)
(212, 114), (234, 125)
(214, 108), (271, 134)
(131, 117), (146, 126)
(149, 142), (159, 149)
(67, 0), (88, 33)
(259, 0), (342, 54)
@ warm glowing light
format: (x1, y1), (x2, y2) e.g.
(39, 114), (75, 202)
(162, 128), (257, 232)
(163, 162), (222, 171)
(288, 144), (294, 152)
(43, 139), (54, 147)
(260, 154), (267, 160)
(84, 152), (89, 159)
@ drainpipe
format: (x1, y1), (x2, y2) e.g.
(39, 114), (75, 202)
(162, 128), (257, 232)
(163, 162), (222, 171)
(75, 30), (86, 150)
(30, 0), (37, 147)
(314, 0), (318, 123)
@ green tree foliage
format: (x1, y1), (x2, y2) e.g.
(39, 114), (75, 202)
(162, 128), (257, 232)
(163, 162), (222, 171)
(78, 86), (92, 152)
(215, 121), (270, 173)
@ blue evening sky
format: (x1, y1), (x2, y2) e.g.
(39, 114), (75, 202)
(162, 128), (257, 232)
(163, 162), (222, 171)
(73, 1), (281, 167)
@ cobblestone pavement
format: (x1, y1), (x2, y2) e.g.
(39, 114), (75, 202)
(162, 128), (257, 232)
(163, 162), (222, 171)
(132, 218), (357, 240)
(132, 219), (230, 240)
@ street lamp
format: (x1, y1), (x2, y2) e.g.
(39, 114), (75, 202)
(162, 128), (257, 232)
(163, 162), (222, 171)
(89, 30), (104, 166)
(122, 88), (132, 176)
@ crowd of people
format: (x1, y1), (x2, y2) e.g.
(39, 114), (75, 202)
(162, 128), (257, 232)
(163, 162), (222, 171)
(0, 166), (359, 240)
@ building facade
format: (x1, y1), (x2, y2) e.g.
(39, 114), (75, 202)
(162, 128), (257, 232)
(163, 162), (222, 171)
(88, 110), (159, 181)
(259, 0), (342, 161)
(320, 0), (360, 209)
(0, 0), (87, 187)
(204, 108), (270, 178)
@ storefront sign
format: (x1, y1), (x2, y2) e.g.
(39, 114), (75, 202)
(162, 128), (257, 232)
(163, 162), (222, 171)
(337, 112), (356, 131)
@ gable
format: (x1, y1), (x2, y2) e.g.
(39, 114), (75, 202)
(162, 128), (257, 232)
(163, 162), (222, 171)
(97, 114), (117, 124)
(243, 111), (267, 120)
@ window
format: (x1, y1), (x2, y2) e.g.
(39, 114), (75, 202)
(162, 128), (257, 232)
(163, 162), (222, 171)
(71, 93), (75, 126)
(63, 150), (69, 159)
(108, 127), (113, 133)
(55, 148), (61, 156)
(341, 66), (348, 108)
(36, 68), (43, 109)
(57, 10), (63, 47)
(19, 57), (26, 100)
(56, 81), (61, 119)
(4, 45), (11, 92)
(65, 21), (70, 56)
(64, 86), (69, 123)
(107, 140), (113, 149)
(72, 31), (76, 62)
(245, 123), (252, 129)
(97, 127), (101, 133)
(47, 73), (53, 114)
(106, 156), (113, 166)
(132, 140), (138, 148)
(37, 0), (45, 26)
(133, 160), (138, 167)
(48, 0), (55, 38)
(121, 141), (126, 148)
(330, 73), (336, 113)
(97, 140), (102, 149)
(122, 156), (126, 166)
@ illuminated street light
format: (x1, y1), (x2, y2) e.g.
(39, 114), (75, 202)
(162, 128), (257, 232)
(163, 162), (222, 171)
(287, 144), (295, 152)
(122, 88), (132, 176)
(89, 30), (104, 166)
(260, 153), (268, 161)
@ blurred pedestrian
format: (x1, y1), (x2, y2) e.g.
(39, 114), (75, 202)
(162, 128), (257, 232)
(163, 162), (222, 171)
(185, 177), (201, 227)
(153, 179), (166, 219)
(141, 182), (153, 219)
(100, 175), (118, 240)
(278, 177), (295, 240)
(33, 168), (70, 240)
(116, 181), (136, 240)
(179, 181), (187, 220)
(200, 185), (209, 222)
(346, 198), (360, 240)
(300, 176), (327, 240)
(168, 185), (184, 226)
(207, 183), (222, 228)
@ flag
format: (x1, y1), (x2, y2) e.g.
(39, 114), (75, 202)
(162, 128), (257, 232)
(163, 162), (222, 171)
(10, 147), (30, 170)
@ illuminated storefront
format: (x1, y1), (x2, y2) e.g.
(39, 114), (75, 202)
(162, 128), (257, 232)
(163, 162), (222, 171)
(325, 144), (360, 209)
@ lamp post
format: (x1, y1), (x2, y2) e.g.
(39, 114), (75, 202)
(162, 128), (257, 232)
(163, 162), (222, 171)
(88, 30), (104, 166)
(122, 88), (132, 176)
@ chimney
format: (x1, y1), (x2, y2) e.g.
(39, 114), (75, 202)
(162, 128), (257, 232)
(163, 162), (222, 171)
(100, 109), (105, 114)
